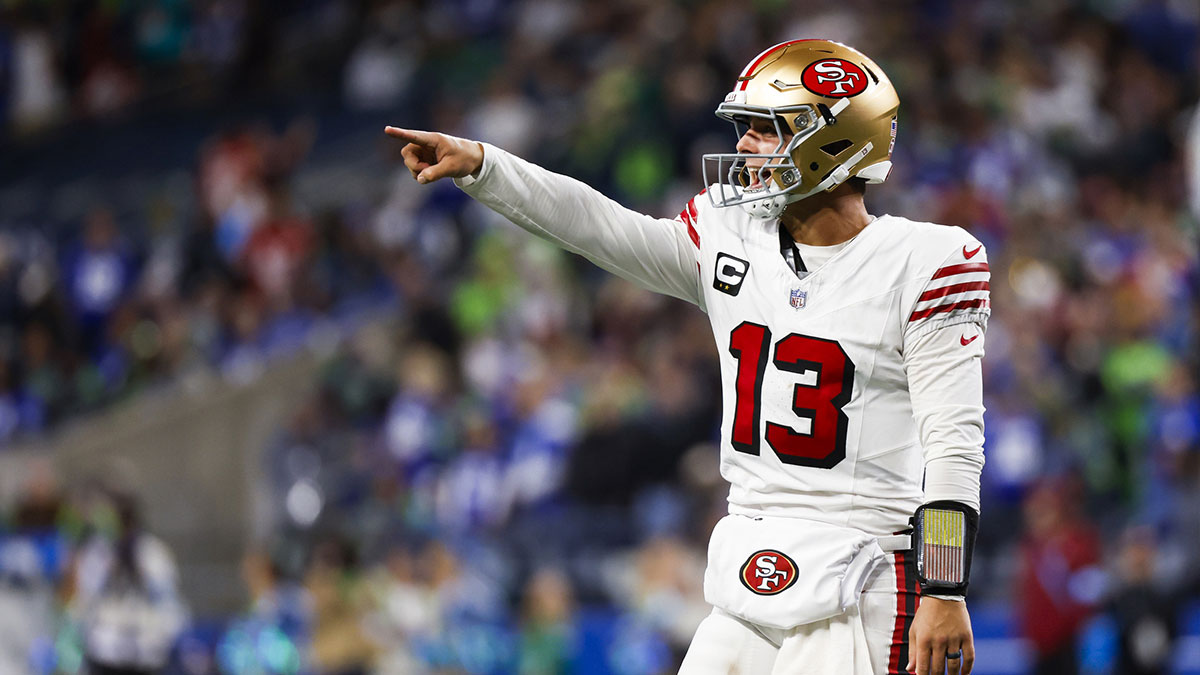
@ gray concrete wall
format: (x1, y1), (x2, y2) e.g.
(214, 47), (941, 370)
(0, 351), (323, 617)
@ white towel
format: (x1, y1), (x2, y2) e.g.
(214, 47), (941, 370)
(678, 604), (878, 675)
(770, 603), (876, 675)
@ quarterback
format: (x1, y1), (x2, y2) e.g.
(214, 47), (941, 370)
(388, 40), (987, 675)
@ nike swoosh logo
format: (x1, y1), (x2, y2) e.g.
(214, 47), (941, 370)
(960, 333), (979, 346)
(963, 244), (982, 259)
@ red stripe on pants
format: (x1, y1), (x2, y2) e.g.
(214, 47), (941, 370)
(889, 550), (921, 674)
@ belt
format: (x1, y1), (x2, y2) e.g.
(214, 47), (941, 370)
(877, 534), (911, 552)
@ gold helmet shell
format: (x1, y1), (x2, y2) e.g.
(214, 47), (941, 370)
(703, 40), (900, 218)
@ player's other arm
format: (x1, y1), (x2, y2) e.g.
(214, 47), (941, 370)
(385, 127), (703, 306)
(900, 238), (991, 675)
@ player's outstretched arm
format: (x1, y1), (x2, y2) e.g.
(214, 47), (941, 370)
(384, 127), (703, 307)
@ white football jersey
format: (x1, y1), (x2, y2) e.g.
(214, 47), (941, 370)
(678, 189), (989, 534)
(457, 145), (989, 537)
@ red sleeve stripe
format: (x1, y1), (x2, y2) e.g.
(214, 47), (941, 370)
(909, 298), (989, 322)
(677, 197), (701, 249)
(918, 281), (989, 303)
(931, 262), (989, 280)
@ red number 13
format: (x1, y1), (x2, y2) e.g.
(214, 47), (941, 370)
(728, 322), (854, 469)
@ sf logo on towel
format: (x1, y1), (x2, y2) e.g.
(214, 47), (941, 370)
(740, 549), (799, 595)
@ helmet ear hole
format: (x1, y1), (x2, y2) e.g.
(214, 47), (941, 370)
(820, 139), (854, 157)
(809, 162), (820, 171)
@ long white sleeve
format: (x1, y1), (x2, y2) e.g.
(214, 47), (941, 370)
(902, 319), (987, 513)
(455, 143), (703, 306)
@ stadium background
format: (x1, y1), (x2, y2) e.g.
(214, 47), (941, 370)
(0, 0), (1198, 673)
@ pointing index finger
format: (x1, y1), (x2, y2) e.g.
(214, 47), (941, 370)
(384, 127), (436, 146)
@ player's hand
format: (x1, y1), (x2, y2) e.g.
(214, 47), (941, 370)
(907, 597), (974, 675)
(384, 127), (484, 184)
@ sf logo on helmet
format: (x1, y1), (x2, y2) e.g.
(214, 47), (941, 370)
(801, 59), (869, 98)
(739, 549), (799, 595)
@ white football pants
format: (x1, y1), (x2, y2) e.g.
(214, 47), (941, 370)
(678, 550), (921, 675)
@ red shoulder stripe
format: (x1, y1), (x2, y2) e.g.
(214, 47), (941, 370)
(909, 298), (989, 323)
(931, 262), (989, 280)
(917, 281), (990, 303)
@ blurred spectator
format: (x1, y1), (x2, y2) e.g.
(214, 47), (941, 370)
(201, 128), (269, 264)
(361, 543), (434, 674)
(1017, 479), (1104, 675)
(517, 567), (577, 675)
(504, 371), (577, 515)
(62, 206), (140, 358)
(9, 14), (66, 133)
(69, 490), (188, 675)
(0, 466), (65, 675)
(240, 182), (313, 309)
(604, 536), (708, 662)
(306, 538), (374, 675)
(1109, 527), (1178, 675)
(189, 0), (246, 73)
(381, 343), (454, 471)
(374, 539), (513, 672)
(435, 408), (511, 532)
(16, 321), (64, 433)
(217, 549), (312, 675)
(342, 1), (417, 112)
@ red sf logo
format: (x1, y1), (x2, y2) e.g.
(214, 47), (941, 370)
(739, 549), (799, 595)
(801, 59), (868, 98)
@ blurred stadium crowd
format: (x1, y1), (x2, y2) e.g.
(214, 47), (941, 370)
(1, 0), (1199, 673)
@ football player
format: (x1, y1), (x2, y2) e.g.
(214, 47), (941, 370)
(387, 40), (987, 675)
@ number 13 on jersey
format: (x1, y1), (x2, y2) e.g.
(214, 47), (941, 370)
(728, 322), (855, 469)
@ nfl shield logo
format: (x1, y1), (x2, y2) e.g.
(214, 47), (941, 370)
(790, 288), (807, 309)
